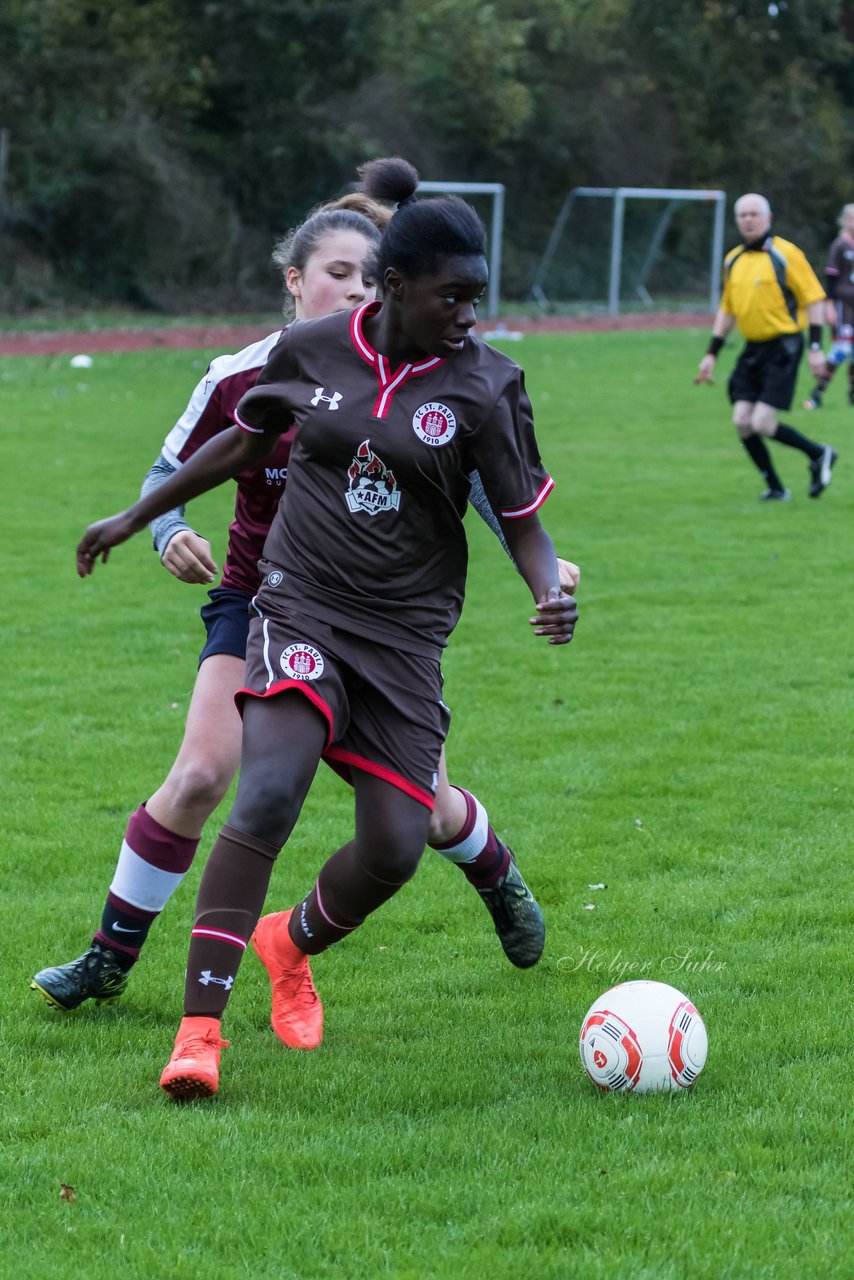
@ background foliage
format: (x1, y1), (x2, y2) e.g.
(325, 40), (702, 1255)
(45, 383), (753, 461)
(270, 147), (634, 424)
(2, 0), (854, 310)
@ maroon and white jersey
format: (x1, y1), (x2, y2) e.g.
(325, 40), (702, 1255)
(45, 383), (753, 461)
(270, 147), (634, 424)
(235, 302), (554, 659)
(160, 331), (296, 595)
(824, 232), (854, 306)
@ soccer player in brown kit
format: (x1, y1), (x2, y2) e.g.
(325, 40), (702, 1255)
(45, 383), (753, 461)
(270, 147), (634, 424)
(696, 193), (838, 500)
(76, 159), (578, 1100)
(35, 161), (579, 1017)
(803, 202), (854, 410)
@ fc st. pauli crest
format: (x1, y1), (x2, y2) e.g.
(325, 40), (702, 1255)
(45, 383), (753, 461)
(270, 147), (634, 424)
(412, 401), (457, 447)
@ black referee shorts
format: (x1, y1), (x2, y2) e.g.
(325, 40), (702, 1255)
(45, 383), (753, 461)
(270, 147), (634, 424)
(728, 333), (803, 410)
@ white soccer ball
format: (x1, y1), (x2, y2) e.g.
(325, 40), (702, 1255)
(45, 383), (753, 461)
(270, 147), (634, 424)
(69, 353), (93, 368)
(579, 980), (708, 1094)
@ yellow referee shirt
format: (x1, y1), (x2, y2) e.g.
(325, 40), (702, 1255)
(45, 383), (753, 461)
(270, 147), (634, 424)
(721, 235), (825, 342)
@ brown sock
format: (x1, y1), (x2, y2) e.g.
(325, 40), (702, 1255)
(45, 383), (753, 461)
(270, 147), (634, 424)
(184, 824), (279, 1016)
(288, 840), (415, 955)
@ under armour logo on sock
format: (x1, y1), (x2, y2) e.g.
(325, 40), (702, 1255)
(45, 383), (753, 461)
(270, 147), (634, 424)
(311, 388), (342, 410)
(198, 970), (234, 989)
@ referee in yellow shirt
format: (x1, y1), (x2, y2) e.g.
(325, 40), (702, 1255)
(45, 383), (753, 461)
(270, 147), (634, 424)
(696, 193), (838, 500)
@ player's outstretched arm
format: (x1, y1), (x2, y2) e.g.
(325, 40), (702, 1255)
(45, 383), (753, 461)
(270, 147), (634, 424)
(76, 426), (274, 577)
(498, 513), (578, 646)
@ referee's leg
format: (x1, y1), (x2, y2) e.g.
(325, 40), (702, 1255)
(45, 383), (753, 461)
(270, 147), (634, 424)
(733, 400), (786, 496)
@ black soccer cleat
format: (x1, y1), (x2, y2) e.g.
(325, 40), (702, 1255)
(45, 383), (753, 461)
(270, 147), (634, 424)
(477, 846), (546, 969)
(808, 445), (837, 498)
(803, 389), (823, 410)
(760, 487), (791, 502)
(31, 943), (129, 1011)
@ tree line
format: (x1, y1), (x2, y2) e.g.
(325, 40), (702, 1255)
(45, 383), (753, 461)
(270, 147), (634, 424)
(2, 0), (853, 313)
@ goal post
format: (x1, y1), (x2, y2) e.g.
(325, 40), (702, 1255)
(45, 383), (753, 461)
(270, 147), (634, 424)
(417, 181), (505, 318)
(530, 186), (727, 315)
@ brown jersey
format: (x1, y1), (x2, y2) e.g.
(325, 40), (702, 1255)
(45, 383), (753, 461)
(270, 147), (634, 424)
(824, 232), (854, 308)
(235, 302), (553, 660)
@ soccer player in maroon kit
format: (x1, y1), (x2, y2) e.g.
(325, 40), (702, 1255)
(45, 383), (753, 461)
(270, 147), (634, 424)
(803, 202), (854, 410)
(35, 163), (579, 1018)
(76, 161), (578, 1100)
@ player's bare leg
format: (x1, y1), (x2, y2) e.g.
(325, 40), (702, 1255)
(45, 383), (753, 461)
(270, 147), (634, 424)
(32, 654), (245, 1011)
(145, 652), (246, 837)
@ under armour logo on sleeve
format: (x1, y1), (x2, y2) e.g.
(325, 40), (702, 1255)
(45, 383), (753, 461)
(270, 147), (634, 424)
(311, 388), (343, 410)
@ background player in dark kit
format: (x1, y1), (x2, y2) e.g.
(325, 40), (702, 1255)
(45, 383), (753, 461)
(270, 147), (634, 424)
(77, 162), (578, 1101)
(803, 202), (854, 410)
(36, 162), (579, 1016)
(695, 192), (837, 500)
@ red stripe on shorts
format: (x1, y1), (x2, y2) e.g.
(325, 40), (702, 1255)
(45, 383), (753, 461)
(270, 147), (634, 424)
(235, 680), (335, 749)
(324, 747), (435, 811)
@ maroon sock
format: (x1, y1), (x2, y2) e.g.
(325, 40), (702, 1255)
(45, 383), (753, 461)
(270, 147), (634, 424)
(94, 897), (157, 969)
(94, 803), (199, 964)
(460, 828), (510, 889)
(429, 788), (508, 887)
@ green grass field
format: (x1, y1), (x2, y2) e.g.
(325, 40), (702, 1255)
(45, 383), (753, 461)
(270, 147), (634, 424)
(1, 330), (851, 1279)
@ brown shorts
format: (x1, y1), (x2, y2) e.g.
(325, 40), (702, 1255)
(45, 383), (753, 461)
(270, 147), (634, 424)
(237, 606), (450, 811)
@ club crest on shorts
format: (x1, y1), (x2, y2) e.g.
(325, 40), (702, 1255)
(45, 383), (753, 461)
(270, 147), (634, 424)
(280, 643), (324, 681)
(266, 570), (284, 587)
(412, 402), (457, 447)
(345, 439), (400, 516)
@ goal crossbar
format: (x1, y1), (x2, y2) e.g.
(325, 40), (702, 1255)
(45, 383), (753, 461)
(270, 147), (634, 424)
(530, 186), (727, 314)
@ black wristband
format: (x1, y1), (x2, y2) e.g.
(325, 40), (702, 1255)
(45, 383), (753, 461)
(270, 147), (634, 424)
(707, 335), (724, 357)
(808, 324), (823, 348)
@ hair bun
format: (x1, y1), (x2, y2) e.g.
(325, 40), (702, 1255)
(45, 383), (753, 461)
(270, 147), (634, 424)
(357, 157), (419, 207)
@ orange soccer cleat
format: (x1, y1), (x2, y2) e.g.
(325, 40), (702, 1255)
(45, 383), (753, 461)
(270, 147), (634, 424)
(159, 1016), (230, 1100)
(251, 910), (323, 1050)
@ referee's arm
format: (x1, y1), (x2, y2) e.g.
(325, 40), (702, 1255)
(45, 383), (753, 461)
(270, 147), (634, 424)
(806, 299), (829, 377)
(696, 309), (737, 384)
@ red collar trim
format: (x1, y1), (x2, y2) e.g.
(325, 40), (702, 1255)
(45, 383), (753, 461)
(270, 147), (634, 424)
(350, 302), (444, 385)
